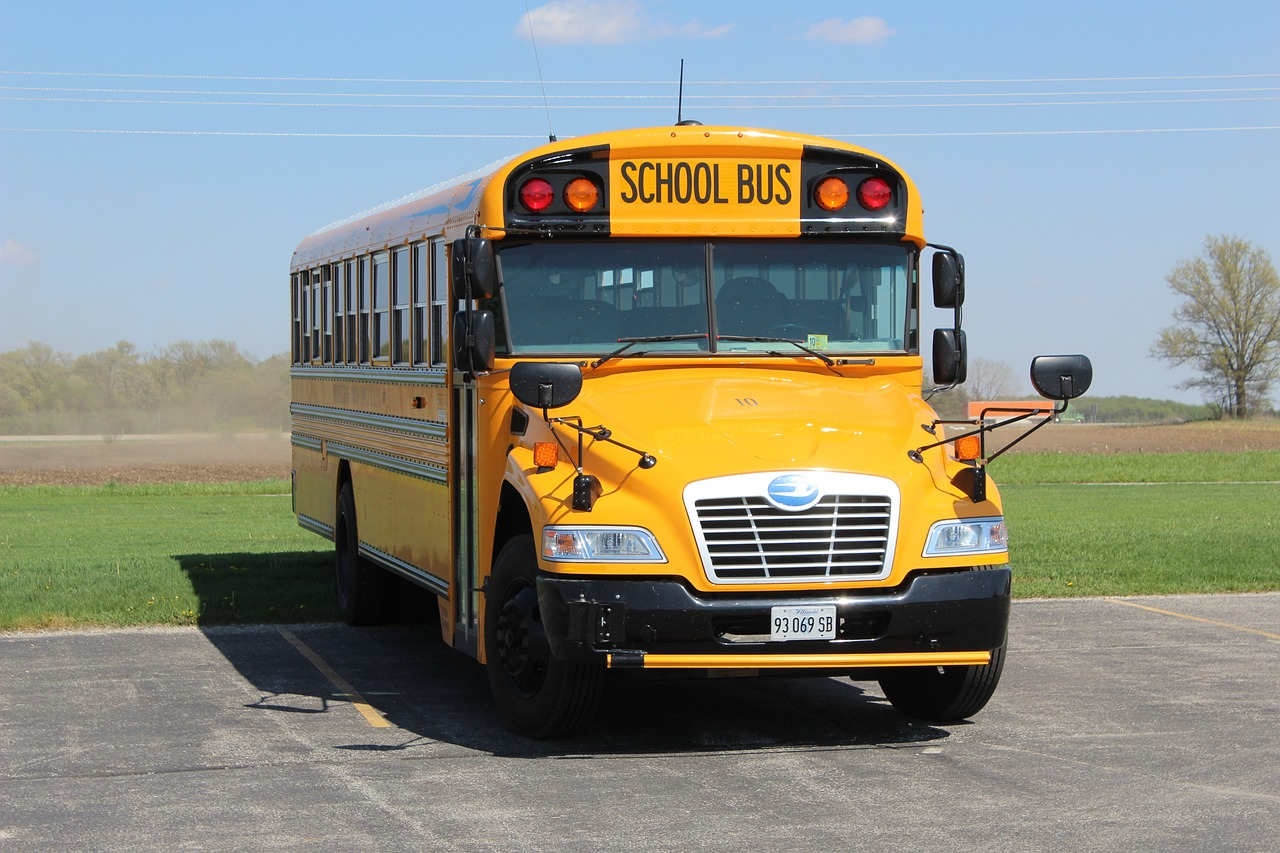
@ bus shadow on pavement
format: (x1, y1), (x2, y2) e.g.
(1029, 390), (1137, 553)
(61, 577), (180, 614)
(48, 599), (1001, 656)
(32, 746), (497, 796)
(199, 616), (951, 758)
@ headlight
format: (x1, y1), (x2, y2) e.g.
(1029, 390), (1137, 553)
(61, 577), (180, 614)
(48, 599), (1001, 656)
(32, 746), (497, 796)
(923, 517), (1008, 557)
(542, 526), (667, 563)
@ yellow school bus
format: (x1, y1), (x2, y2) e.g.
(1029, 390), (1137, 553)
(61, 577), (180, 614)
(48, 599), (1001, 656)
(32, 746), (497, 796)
(290, 124), (1091, 737)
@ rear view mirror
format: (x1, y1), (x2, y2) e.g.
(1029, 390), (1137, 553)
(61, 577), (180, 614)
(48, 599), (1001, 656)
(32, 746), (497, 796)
(510, 361), (583, 409)
(932, 250), (965, 309)
(932, 328), (967, 385)
(450, 237), (497, 300)
(1030, 354), (1093, 400)
(453, 309), (496, 373)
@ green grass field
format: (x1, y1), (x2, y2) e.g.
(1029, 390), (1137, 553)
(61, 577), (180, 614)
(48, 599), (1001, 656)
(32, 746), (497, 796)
(1, 452), (1277, 631)
(0, 480), (334, 631)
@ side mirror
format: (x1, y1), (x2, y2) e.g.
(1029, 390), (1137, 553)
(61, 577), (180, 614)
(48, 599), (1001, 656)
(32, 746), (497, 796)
(1030, 354), (1093, 400)
(453, 309), (495, 373)
(932, 328), (967, 385)
(932, 250), (965, 309)
(450, 237), (497, 300)
(510, 361), (583, 409)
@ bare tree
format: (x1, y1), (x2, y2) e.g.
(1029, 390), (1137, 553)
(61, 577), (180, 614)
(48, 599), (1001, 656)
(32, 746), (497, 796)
(965, 357), (1018, 401)
(1150, 235), (1280, 418)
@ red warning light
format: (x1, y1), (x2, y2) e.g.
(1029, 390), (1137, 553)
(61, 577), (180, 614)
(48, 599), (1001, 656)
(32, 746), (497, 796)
(856, 177), (893, 211)
(519, 178), (555, 212)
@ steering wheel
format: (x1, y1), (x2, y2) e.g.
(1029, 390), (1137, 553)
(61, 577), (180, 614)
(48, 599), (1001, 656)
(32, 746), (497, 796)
(763, 323), (808, 341)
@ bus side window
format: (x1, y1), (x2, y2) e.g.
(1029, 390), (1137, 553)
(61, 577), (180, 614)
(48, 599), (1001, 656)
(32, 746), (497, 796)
(292, 273), (303, 364)
(310, 270), (322, 363)
(412, 242), (429, 365)
(359, 256), (371, 363)
(322, 265), (333, 364)
(392, 247), (410, 365)
(373, 252), (390, 362)
(332, 262), (345, 364)
(344, 260), (357, 364)
(431, 240), (448, 367)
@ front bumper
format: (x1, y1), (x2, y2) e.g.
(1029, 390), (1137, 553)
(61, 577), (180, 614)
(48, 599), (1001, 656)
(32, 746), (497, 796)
(537, 567), (1011, 670)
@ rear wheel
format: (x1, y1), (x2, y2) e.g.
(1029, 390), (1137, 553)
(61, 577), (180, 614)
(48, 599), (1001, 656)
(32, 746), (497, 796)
(485, 535), (603, 738)
(334, 482), (386, 626)
(879, 643), (1006, 723)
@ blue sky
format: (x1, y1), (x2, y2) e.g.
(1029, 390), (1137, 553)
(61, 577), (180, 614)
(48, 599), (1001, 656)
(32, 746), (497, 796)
(2, 0), (1278, 403)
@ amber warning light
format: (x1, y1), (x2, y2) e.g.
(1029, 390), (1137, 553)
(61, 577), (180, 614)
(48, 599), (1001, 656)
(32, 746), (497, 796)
(564, 177), (600, 212)
(814, 177), (850, 211)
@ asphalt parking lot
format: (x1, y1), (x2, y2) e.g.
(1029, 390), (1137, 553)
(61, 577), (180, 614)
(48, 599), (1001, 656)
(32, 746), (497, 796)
(2, 593), (1277, 852)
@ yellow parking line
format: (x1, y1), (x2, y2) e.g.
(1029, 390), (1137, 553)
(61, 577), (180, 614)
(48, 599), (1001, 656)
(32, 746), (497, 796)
(1107, 599), (1280, 641)
(278, 629), (392, 728)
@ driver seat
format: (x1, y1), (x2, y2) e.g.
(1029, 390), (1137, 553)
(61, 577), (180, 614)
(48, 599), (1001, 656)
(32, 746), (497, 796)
(716, 276), (788, 336)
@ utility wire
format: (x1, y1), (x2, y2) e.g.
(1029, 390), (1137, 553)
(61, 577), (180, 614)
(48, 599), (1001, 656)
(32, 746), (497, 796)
(3, 125), (1276, 139)
(5, 84), (1279, 100)
(5, 95), (1277, 110)
(3, 69), (1279, 85)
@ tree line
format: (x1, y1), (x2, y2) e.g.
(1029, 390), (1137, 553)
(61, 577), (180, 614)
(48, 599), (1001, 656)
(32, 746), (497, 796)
(0, 340), (289, 435)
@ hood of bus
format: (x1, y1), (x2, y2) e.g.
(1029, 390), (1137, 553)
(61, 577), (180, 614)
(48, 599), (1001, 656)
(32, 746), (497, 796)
(494, 356), (993, 589)
(577, 363), (923, 468)
(496, 359), (994, 573)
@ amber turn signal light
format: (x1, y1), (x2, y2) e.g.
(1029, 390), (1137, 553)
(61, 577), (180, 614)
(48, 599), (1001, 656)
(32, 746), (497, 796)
(954, 434), (982, 462)
(533, 442), (560, 468)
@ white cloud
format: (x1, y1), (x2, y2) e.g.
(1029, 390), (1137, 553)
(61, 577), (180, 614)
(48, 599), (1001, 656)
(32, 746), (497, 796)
(805, 16), (896, 45)
(0, 239), (39, 266)
(517, 0), (732, 45)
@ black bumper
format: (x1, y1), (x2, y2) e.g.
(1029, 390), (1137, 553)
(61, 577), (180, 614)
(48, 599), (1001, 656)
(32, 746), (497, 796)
(536, 568), (1011, 667)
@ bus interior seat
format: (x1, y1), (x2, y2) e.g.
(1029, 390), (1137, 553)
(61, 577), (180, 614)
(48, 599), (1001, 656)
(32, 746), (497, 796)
(716, 277), (789, 336)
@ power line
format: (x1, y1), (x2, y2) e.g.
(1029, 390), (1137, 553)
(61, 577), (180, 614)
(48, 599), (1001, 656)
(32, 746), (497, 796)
(0, 127), (542, 138)
(4, 69), (1279, 86)
(4, 125), (1277, 139)
(5, 94), (1278, 111)
(5, 84), (1279, 100)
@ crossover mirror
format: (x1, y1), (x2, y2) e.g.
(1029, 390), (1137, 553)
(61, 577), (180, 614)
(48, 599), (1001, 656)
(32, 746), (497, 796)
(1030, 354), (1093, 401)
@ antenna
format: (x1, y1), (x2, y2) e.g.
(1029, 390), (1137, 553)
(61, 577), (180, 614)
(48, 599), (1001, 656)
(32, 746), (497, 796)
(523, 0), (556, 142)
(677, 59), (685, 125)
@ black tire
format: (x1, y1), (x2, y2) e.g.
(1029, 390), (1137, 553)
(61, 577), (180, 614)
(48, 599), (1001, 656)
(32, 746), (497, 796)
(334, 482), (386, 626)
(485, 535), (603, 738)
(879, 643), (1006, 723)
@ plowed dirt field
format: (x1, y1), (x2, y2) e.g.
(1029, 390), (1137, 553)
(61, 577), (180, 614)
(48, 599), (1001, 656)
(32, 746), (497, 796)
(1, 422), (1278, 486)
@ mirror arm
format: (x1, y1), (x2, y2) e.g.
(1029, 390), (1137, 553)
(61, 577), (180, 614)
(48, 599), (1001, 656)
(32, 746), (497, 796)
(910, 400), (1070, 502)
(548, 416), (658, 470)
(980, 401), (1066, 464)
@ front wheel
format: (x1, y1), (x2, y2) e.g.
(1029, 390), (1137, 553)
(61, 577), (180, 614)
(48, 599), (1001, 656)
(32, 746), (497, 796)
(879, 643), (1006, 723)
(485, 535), (603, 738)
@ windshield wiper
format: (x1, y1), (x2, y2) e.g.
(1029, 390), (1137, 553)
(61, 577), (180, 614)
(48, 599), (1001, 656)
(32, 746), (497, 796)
(589, 334), (709, 369)
(715, 335), (837, 367)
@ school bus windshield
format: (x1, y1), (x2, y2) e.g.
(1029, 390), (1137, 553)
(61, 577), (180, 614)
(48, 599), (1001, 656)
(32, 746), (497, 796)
(493, 240), (914, 357)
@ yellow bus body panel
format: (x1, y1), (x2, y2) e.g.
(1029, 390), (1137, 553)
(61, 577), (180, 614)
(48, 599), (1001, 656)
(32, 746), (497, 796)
(483, 357), (1004, 595)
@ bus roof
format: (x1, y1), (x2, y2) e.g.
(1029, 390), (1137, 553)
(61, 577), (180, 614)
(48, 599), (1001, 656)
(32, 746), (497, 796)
(291, 125), (925, 272)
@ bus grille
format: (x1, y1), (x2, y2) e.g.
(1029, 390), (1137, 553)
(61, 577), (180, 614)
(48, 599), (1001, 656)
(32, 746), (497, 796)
(691, 471), (901, 584)
(692, 493), (893, 583)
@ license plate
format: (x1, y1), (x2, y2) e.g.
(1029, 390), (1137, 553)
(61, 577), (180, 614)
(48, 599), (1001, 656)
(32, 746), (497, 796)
(770, 605), (837, 642)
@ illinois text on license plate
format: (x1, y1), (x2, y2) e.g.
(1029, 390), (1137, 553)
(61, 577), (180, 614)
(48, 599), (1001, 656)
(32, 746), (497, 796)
(770, 605), (837, 642)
